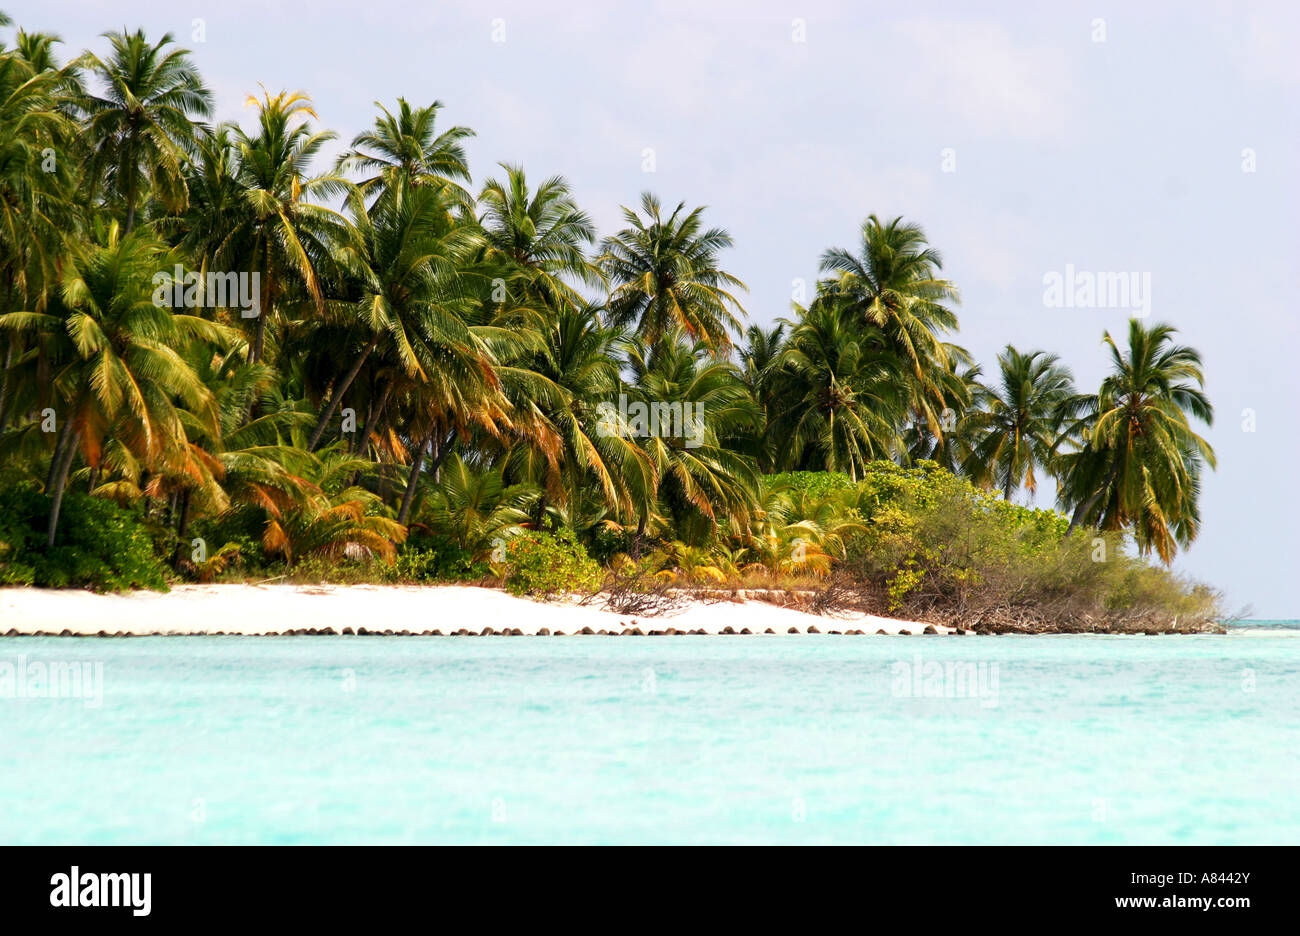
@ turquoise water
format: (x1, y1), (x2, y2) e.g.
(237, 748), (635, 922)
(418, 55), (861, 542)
(2, 624), (1297, 844)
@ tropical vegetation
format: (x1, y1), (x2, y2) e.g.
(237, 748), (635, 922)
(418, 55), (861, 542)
(0, 16), (1219, 627)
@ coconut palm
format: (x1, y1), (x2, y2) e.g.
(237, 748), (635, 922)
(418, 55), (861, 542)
(964, 346), (1076, 500)
(0, 45), (79, 433)
(817, 215), (959, 424)
(734, 322), (787, 467)
(0, 222), (225, 544)
(745, 480), (865, 578)
(74, 29), (212, 231)
(769, 301), (907, 480)
(337, 98), (474, 209)
(305, 182), (487, 451)
(904, 350), (988, 475)
(599, 193), (746, 352)
(132, 336), (308, 559)
(477, 164), (601, 312)
(227, 89), (351, 363)
(0, 41), (77, 277)
(261, 452), (406, 565)
(495, 302), (654, 527)
(1059, 320), (1215, 562)
(620, 332), (759, 547)
(0, 5), (1226, 599)
(172, 123), (246, 285)
(420, 454), (535, 559)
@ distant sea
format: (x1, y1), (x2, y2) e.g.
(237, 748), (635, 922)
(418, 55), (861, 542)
(2, 623), (1297, 844)
(1232, 619), (1300, 631)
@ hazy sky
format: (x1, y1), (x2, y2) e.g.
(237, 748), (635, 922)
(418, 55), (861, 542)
(8, 0), (1298, 615)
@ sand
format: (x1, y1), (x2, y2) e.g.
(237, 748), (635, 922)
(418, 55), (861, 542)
(0, 584), (948, 636)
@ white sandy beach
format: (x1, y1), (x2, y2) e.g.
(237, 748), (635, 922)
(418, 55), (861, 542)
(0, 584), (948, 636)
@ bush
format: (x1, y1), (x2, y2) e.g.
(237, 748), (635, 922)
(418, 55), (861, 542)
(0, 484), (168, 591)
(838, 462), (1220, 627)
(584, 523), (634, 564)
(388, 532), (490, 583)
(765, 470), (856, 498)
(189, 506), (271, 575)
(504, 528), (601, 597)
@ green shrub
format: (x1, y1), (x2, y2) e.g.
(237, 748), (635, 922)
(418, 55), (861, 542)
(765, 470), (856, 498)
(190, 506), (271, 575)
(0, 484), (168, 591)
(584, 524), (634, 564)
(837, 461), (1219, 626)
(504, 528), (601, 597)
(388, 532), (490, 583)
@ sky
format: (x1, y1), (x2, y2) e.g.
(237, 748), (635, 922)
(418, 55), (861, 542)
(8, 0), (1299, 616)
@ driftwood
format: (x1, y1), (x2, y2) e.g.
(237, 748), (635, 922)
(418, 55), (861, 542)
(580, 568), (689, 617)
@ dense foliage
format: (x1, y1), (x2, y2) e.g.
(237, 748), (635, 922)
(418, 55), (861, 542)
(504, 528), (602, 597)
(0, 484), (167, 590)
(0, 15), (1218, 623)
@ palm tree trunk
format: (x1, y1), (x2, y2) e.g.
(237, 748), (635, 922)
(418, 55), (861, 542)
(1066, 460), (1120, 535)
(307, 336), (378, 452)
(397, 427), (435, 525)
(123, 127), (139, 234)
(249, 244), (272, 365)
(354, 377), (392, 456)
(0, 336), (13, 434)
(172, 489), (193, 566)
(631, 512), (647, 559)
(253, 315), (265, 365)
(1067, 496), (1096, 535)
(430, 431), (454, 484)
(46, 428), (80, 546)
(46, 413), (73, 490)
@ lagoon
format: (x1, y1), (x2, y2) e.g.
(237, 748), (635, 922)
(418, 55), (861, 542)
(1, 624), (1296, 845)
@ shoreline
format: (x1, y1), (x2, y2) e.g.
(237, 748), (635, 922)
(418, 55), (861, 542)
(0, 584), (1226, 636)
(0, 583), (954, 636)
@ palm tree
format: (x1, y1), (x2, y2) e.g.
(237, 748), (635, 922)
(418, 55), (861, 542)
(261, 451), (406, 565)
(904, 349), (987, 474)
(817, 215), (959, 428)
(1059, 320), (1215, 562)
(965, 346), (1076, 500)
(770, 301), (907, 480)
(0, 222), (224, 544)
(337, 98), (474, 209)
(598, 193), (746, 352)
(75, 29), (212, 231)
(739, 322), (786, 391)
(477, 164), (601, 312)
(229, 89), (351, 363)
(0, 37), (77, 284)
(496, 302), (653, 526)
(621, 332), (759, 548)
(746, 479), (865, 577)
(420, 454), (535, 559)
(8, 28), (74, 86)
(0, 43), (79, 433)
(173, 123), (246, 285)
(305, 182), (486, 452)
(736, 322), (787, 469)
